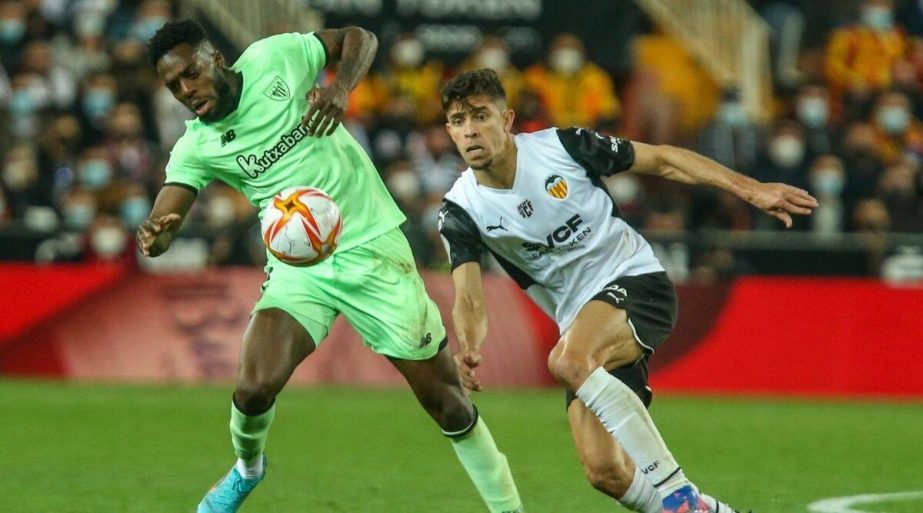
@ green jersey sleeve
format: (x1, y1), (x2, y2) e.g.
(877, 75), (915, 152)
(238, 32), (327, 88)
(164, 127), (211, 192)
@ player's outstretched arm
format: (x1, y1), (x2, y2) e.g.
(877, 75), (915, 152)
(136, 185), (196, 257)
(303, 27), (378, 136)
(451, 262), (489, 392)
(629, 142), (819, 228)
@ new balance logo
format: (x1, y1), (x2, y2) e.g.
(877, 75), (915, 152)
(418, 332), (433, 348)
(220, 129), (236, 147)
(486, 218), (507, 232)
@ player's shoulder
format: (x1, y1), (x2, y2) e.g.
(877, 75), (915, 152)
(444, 168), (477, 206)
(236, 32), (320, 68)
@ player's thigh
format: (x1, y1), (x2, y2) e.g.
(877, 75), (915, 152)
(239, 308), (317, 382)
(557, 272), (678, 371)
(556, 300), (641, 370)
(245, 260), (338, 382)
(568, 398), (635, 480)
(336, 228), (447, 361)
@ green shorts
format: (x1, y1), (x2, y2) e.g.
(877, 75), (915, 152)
(253, 228), (446, 360)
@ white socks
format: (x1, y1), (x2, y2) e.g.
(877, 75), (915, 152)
(618, 466), (661, 513)
(576, 367), (689, 497)
(235, 456), (264, 480)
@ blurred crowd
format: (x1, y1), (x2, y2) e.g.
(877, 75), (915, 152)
(0, 0), (921, 270)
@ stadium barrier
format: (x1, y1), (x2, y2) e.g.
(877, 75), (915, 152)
(2, 264), (922, 398)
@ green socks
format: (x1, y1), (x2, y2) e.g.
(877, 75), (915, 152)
(229, 400), (275, 463)
(445, 413), (523, 513)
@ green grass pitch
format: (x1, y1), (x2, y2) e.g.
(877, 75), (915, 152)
(1, 379), (921, 512)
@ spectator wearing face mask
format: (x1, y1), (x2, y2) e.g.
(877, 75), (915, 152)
(58, 187), (98, 232)
(753, 121), (812, 229)
(78, 71), (119, 139)
(5, 71), (52, 140)
(871, 90), (923, 165)
(85, 214), (133, 264)
(699, 87), (761, 176)
(807, 155), (848, 235)
(21, 40), (76, 110)
(0, 1), (28, 70)
(524, 33), (620, 129)
(459, 36), (526, 111)
(794, 83), (837, 156)
(876, 160), (923, 232)
(825, 0), (906, 110)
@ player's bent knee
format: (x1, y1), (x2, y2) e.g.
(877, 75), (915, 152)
(233, 379), (280, 415)
(547, 345), (593, 390)
(434, 395), (475, 432)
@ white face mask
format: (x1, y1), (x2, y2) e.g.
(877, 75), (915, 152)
(862, 6), (894, 30)
(877, 106), (910, 134)
(477, 48), (509, 70)
(386, 169), (421, 203)
(91, 227), (127, 258)
(206, 196), (236, 227)
(810, 169), (845, 196)
(769, 135), (805, 168)
(550, 47), (583, 74)
(392, 40), (424, 68)
(718, 102), (747, 126)
(797, 97), (829, 128)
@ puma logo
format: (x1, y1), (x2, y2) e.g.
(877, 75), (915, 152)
(486, 218), (507, 232)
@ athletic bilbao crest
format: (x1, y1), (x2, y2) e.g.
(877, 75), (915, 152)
(263, 75), (290, 101)
(544, 175), (568, 200)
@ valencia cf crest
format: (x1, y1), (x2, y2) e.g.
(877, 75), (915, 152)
(544, 175), (568, 200)
(263, 75), (291, 101)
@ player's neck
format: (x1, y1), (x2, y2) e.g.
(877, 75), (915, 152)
(473, 136), (517, 189)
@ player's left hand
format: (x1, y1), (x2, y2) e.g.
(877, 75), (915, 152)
(454, 350), (483, 393)
(747, 182), (819, 228)
(302, 84), (348, 137)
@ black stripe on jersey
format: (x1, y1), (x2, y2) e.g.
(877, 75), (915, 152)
(438, 199), (484, 270)
(588, 173), (621, 218)
(487, 248), (536, 290)
(163, 182), (199, 196)
(556, 127), (635, 178)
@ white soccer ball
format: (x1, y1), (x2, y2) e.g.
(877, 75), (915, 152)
(260, 186), (342, 266)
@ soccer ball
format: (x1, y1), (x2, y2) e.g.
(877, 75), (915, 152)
(261, 186), (342, 266)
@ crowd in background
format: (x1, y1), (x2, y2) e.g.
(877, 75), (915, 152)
(1, 0), (921, 271)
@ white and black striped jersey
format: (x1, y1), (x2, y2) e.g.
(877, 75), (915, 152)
(438, 127), (664, 333)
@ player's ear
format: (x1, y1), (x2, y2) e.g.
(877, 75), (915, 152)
(503, 108), (515, 133)
(212, 49), (225, 67)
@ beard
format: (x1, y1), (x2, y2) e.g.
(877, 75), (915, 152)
(198, 73), (233, 122)
(470, 158), (493, 171)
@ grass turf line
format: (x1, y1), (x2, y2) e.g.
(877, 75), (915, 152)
(1, 380), (921, 512)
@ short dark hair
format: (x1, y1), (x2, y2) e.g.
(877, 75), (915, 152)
(147, 19), (209, 67)
(440, 68), (507, 112)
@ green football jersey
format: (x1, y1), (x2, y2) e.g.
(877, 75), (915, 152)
(164, 32), (405, 251)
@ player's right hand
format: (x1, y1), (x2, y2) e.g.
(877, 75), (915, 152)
(454, 350), (483, 392)
(136, 213), (182, 257)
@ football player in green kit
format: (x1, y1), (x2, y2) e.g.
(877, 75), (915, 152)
(138, 20), (523, 513)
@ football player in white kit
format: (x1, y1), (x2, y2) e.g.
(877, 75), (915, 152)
(437, 69), (818, 513)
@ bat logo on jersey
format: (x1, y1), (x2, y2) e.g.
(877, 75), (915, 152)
(521, 214), (593, 258)
(544, 175), (568, 200)
(263, 75), (290, 101)
(517, 200), (533, 218)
